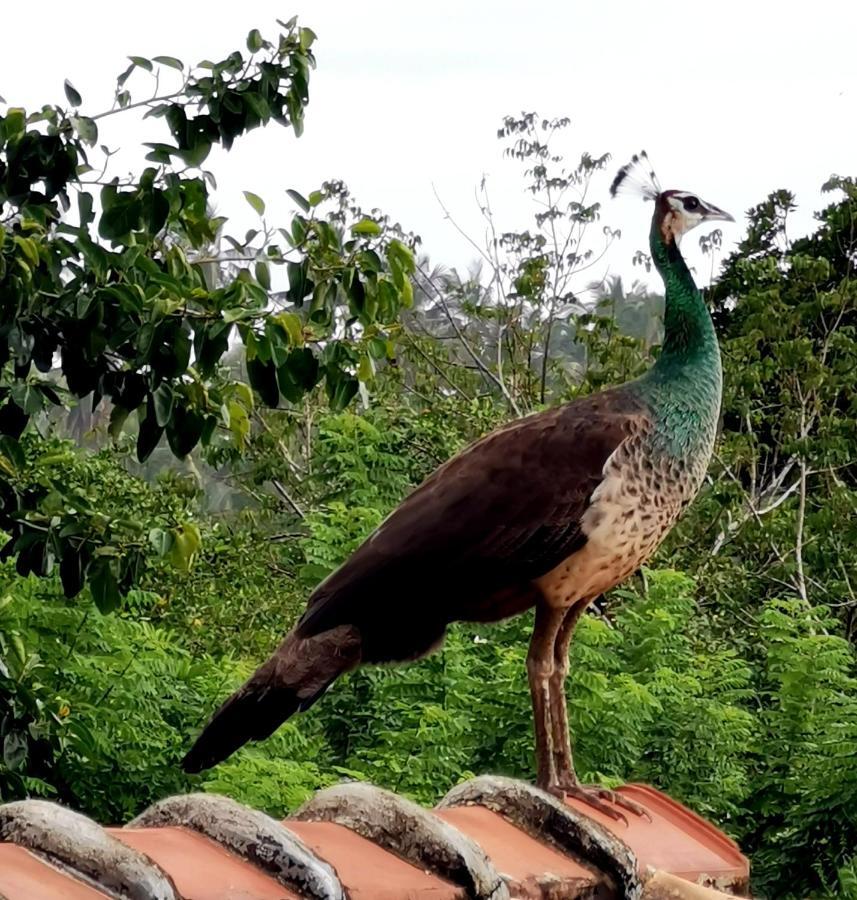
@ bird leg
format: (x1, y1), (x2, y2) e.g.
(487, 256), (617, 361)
(527, 601), (566, 793)
(547, 599), (651, 824)
(549, 601), (585, 781)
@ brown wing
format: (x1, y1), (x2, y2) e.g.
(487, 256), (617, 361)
(296, 387), (650, 659)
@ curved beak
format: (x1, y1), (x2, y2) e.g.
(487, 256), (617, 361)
(701, 200), (735, 223)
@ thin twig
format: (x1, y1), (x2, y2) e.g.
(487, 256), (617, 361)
(402, 333), (473, 400)
(417, 263), (520, 415)
(91, 91), (183, 121)
(271, 478), (305, 519)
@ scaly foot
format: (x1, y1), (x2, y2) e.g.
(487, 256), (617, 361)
(541, 776), (652, 825)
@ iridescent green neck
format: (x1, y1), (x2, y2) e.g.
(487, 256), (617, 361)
(648, 219), (718, 367)
(636, 216), (722, 455)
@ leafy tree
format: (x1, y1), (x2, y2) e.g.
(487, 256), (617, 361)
(748, 600), (857, 894)
(0, 20), (416, 609)
(409, 114), (617, 414)
(666, 179), (857, 636)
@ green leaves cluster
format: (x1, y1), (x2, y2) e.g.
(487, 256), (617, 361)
(748, 600), (857, 894)
(0, 571), (234, 820)
(666, 178), (857, 639)
(0, 437), (199, 612)
(0, 20), (416, 608)
(142, 19), (316, 164)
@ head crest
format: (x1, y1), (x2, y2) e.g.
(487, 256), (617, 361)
(609, 151), (662, 202)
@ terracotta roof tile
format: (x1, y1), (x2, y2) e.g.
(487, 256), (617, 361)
(114, 826), (302, 900)
(293, 782), (504, 898)
(436, 806), (609, 899)
(566, 786), (747, 890)
(289, 821), (464, 900)
(0, 844), (109, 900)
(0, 779), (751, 900)
(0, 798), (178, 899)
(438, 775), (639, 897)
(128, 792), (343, 897)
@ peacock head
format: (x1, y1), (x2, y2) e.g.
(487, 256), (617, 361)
(610, 152), (734, 245)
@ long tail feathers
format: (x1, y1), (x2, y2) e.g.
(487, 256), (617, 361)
(181, 625), (361, 774)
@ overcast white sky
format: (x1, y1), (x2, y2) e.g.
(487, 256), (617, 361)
(2, 1), (855, 288)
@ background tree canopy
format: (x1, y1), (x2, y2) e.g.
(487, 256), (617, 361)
(1, 21), (856, 900)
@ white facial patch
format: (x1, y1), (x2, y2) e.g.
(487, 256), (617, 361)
(667, 192), (706, 234)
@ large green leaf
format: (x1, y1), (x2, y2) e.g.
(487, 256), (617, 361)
(63, 79), (82, 107)
(246, 357), (280, 407)
(99, 198), (143, 241)
(243, 191), (265, 216)
(325, 368), (358, 411)
(59, 545), (87, 598)
(137, 400), (164, 462)
(169, 523), (201, 572)
(152, 384), (175, 427)
(166, 404), (205, 457)
(89, 559), (120, 613)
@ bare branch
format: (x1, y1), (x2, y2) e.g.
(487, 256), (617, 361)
(416, 263), (521, 415)
(401, 333), (473, 400)
(271, 478), (305, 519)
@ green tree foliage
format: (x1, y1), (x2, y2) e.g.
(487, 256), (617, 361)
(749, 601), (857, 893)
(0, 20), (416, 608)
(668, 179), (857, 632)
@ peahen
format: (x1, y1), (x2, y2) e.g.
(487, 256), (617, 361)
(182, 153), (733, 819)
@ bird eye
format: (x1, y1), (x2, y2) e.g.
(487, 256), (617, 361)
(683, 196), (700, 212)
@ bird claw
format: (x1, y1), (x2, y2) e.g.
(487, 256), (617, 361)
(544, 781), (652, 825)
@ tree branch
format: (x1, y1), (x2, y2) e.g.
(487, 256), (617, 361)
(271, 478), (305, 519)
